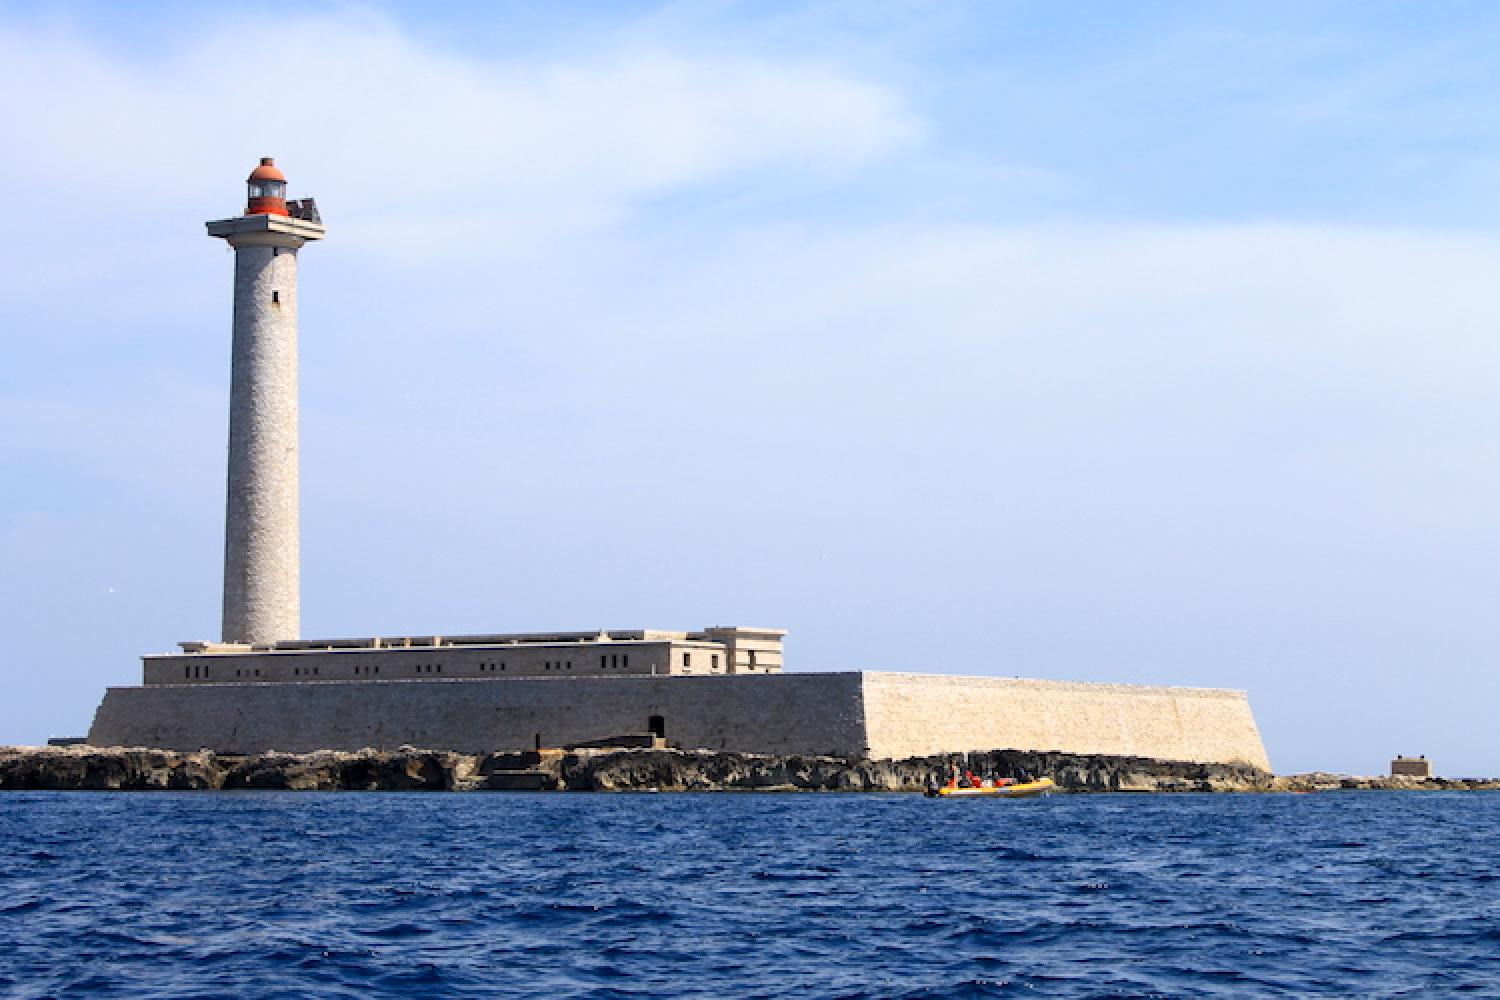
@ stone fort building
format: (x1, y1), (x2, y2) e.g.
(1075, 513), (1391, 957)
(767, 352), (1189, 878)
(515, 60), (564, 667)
(85, 161), (1272, 772)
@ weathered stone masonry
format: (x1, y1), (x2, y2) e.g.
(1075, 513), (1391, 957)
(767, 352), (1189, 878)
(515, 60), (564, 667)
(87, 670), (1271, 770)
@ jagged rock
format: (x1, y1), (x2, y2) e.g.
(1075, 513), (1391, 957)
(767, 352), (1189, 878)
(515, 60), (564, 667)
(0, 747), (221, 790)
(9, 744), (1489, 794)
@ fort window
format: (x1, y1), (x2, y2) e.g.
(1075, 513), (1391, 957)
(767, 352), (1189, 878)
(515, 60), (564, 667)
(649, 715), (666, 739)
(185, 666), (190, 679)
(712, 654), (720, 670)
(683, 652), (691, 668)
(622, 654), (629, 668)
(600, 655), (607, 669)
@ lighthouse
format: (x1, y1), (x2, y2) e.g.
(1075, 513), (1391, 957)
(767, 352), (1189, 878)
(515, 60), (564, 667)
(206, 159), (325, 645)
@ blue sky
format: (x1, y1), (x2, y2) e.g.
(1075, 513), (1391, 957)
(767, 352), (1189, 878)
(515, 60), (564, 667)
(2, 1), (1498, 774)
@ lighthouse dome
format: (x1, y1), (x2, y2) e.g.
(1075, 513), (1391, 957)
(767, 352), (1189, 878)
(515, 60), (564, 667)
(246, 157), (289, 216)
(248, 158), (287, 183)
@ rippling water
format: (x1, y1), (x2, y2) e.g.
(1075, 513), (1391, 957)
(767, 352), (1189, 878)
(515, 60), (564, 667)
(2, 791), (1497, 998)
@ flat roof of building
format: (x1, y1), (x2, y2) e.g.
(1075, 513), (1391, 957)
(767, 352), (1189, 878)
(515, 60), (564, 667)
(173, 626), (787, 656)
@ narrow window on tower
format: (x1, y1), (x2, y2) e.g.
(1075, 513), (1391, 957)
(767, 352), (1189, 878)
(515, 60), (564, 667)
(271, 290), (280, 305)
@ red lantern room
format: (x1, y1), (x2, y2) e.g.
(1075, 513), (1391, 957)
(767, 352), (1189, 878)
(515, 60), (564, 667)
(246, 157), (289, 216)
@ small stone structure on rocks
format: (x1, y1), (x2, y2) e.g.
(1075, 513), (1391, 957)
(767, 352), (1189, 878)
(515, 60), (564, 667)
(1390, 755), (1432, 778)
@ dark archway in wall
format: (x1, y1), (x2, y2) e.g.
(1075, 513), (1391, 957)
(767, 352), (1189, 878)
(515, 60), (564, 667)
(648, 715), (665, 739)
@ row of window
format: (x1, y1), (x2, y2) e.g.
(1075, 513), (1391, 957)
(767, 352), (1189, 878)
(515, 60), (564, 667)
(183, 650), (751, 682)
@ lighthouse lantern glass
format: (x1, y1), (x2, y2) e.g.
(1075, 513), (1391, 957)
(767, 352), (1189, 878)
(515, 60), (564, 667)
(249, 180), (286, 200)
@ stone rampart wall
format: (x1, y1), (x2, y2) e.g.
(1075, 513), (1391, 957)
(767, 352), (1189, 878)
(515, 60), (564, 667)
(87, 674), (868, 757)
(87, 671), (1271, 770)
(858, 673), (1271, 771)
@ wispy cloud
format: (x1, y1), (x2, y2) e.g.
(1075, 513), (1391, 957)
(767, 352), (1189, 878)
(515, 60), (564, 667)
(0, 10), (918, 245)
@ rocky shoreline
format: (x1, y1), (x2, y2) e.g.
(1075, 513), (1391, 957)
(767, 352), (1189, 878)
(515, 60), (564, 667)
(3, 744), (1495, 792)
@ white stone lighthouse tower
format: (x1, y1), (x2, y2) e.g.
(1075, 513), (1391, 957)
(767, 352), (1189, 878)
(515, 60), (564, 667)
(206, 159), (325, 645)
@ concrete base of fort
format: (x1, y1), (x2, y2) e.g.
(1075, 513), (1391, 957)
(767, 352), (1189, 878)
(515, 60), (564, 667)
(87, 671), (1272, 771)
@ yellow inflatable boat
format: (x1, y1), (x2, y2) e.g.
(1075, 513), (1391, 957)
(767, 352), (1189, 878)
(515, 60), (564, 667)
(932, 777), (1056, 798)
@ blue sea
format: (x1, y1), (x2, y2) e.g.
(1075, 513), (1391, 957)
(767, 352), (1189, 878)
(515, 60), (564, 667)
(2, 792), (1497, 998)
